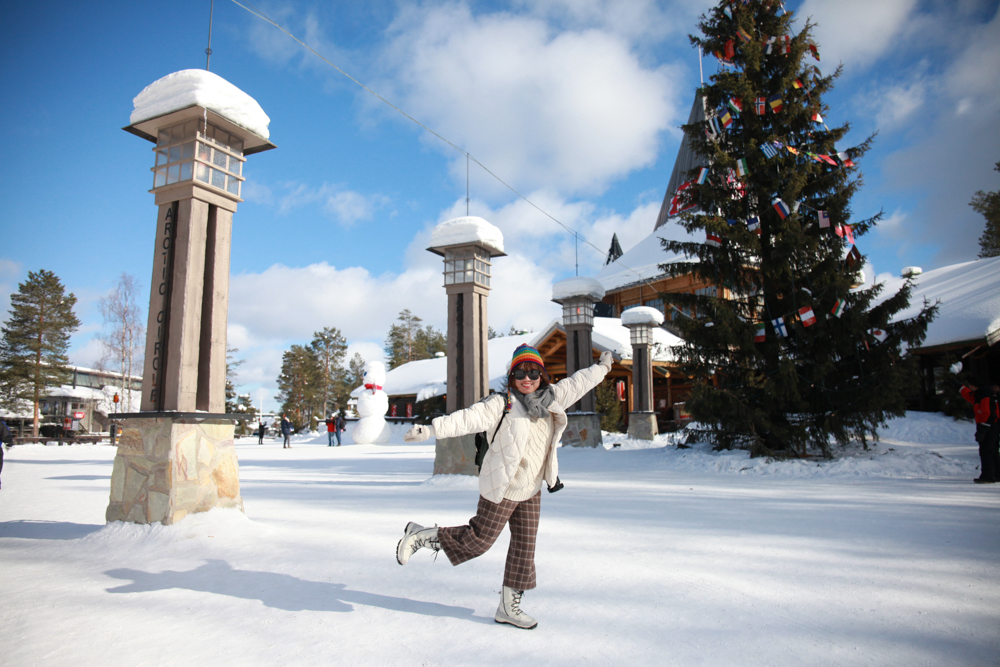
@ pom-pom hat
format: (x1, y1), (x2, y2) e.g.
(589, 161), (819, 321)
(509, 343), (545, 371)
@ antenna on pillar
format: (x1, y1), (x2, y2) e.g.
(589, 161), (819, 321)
(466, 153), (470, 216)
(205, 0), (215, 70)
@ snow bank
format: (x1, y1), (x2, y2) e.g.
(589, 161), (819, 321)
(130, 69), (271, 139)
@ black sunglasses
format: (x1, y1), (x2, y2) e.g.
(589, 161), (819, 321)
(512, 369), (541, 381)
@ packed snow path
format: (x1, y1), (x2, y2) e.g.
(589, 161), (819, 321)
(1, 413), (997, 666)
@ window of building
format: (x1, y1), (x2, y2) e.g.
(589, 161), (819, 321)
(153, 119), (245, 197)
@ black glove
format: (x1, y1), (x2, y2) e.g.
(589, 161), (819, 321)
(547, 477), (564, 493)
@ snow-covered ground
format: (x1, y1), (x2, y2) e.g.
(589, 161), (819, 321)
(1, 412), (997, 666)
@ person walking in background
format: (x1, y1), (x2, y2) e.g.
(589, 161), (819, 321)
(960, 382), (1000, 483)
(334, 410), (345, 446)
(280, 414), (293, 449)
(399, 344), (613, 629)
(258, 420), (266, 445)
(0, 419), (13, 489)
(325, 414), (337, 447)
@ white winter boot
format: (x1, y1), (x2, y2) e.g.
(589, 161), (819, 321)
(495, 586), (538, 629)
(396, 523), (439, 565)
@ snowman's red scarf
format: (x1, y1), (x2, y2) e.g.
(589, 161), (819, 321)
(364, 383), (383, 393)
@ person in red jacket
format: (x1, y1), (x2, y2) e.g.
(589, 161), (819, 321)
(960, 382), (1000, 483)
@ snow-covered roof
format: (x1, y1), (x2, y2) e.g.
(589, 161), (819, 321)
(351, 333), (536, 400)
(595, 230), (688, 292)
(530, 316), (682, 364)
(130, 69), (271, 140)
(428, 216), (505, 255)
(622, 306), (665, 327)
(552, 277), (605, 302)
(877, 256), (1000, 349)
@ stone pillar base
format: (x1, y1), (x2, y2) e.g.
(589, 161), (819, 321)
(433, 434), (478, 476)
(106, 416), (243, 525)
(628, 411), (659, 441)
(561, 412), (603, 448)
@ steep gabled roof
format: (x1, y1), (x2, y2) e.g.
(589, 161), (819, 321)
(654, 92), (709, 231)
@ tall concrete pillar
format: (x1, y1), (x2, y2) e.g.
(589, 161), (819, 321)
(552, 277), (606, 447)
(623, 307), (663, 441)
(427, 216), (505, 475)
(108, 70), (275, 525)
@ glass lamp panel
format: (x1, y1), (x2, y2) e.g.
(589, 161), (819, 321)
(154, 168), (166, 188)
(157, 129), (170, 146)
(212, 149), (227, 169)
(231, 159), (242, 176)
(445, 273), (454, 285)
(165, 164), (178, 184)
(196, 163), (210, 182)
(169, 145), (182, 162)
(465, 270), (473, 282)
(155, 149), (169, 166)
(211, 168), (225, 189)
(179, 161), (193, 181)
(484, 275), (490, 287)
(231, 137), (244, 154)
(197, 141), (211, 161)
(181, 142), (194, 160)
(227, 175), (240, 195)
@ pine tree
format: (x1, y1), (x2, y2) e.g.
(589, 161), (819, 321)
(311, 326), (348, 417)
(661, 2), (936, 456)
(0, 270), (81, 436)
(384, 309), (423, 369)
(225, 345), (244, 413)
(970, 161), (1000, 258)
(276, 344), (320, 427)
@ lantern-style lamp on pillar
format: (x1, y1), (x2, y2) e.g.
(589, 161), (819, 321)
(107, 70), (275, 526)
(552, 277), (606, 448)
(622, 306), (664, 440)
(427, 216), (505, 475)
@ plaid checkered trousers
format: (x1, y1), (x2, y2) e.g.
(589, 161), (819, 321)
(438, 493), (541, 591)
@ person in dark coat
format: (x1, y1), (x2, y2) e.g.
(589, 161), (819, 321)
(280, 415), (293, 449)
(335, 411), (345, 446)
(257, 420), (266, 445)
(960, 383), (1000, 483)
(0, 420), (13, 489)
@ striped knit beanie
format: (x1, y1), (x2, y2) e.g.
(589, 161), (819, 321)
(510, 343), (544, 370)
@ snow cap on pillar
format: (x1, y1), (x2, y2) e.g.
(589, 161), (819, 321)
(427, 216), (505, 256)
(124, 69), (275, 154)
(621, 306), (665, 327)
(552, 277), (606, 303)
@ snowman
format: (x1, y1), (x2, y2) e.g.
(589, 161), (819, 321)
(352, 361), (392, 444)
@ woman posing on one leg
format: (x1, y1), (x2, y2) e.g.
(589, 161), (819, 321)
(399, 344), (612, 629)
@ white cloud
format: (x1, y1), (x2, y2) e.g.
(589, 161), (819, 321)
(378, 3), (681, 197)
(798, 0), (920, 70)
(276, 182), (388, 225)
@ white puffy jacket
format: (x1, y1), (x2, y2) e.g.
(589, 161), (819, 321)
(432, 362), (609, 503)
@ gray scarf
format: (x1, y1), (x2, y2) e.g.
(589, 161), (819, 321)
(513, 385), (556, 419)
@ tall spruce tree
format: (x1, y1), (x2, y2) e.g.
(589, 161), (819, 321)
(662, 2), (935, 456)
(311, 326), (348, 417)
(969, 161), (1000, 258)
(0, 270), (81, 436)
(275, 344), (320, 427)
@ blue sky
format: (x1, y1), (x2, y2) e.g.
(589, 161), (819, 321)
(1, 0), (998, 411)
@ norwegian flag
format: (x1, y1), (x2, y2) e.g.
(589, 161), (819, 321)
(798, 306), (817, 327)
(754, 97), (767, 114)
(818, 210), (831, 228)
(761, 143), (778, 159)
(772, 316), (788, 338)
(754, 324), (766, 342)
(667, 180), (697, 216)
(769, 95), (784, 113)
(773, 197), (790, 219)
(706, 231), (722, 247)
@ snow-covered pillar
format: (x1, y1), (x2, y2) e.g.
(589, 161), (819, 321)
(552, 277), (605, 447)
(108, 70), (275, 525)
(427, 216), (505, 475)
(623, 307), (663, 441)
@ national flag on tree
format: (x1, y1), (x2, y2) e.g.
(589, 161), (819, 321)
(754, 97), (767, 114)
(808, 41), (820, 60)
(769, 95), (784, 113)
(811, 111), (824, 123)
(728, 97), (743, 114)
(747, 216), (761, 233)
(727, 218), (740, 227)
(870, 329), (888, 343)
(843, 224), (855, 244)
(798, 306), (817, 327)
(754, 324), (766, 342)
(819, 154), (838, 165)
(697, 167), (709, 185)
(773, 197), (790, 218)
(761, 143), (778, 159)
(845, 245), (862, 268)
(736, 158), (749, 177)
(772, 316), (788, 337)
(792, 78), (805, 89)
(719, 108), (734, 128)
(818, 210), (831, 228)
(667, 180), (697, 216)
(725, 38), (736, 60)
(706, 231), (722, 247)
(837, 151), (856, 167)
(787, 145), (799, 155)
(831, 299), (846, 318)
(737, 27), (753, 43)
